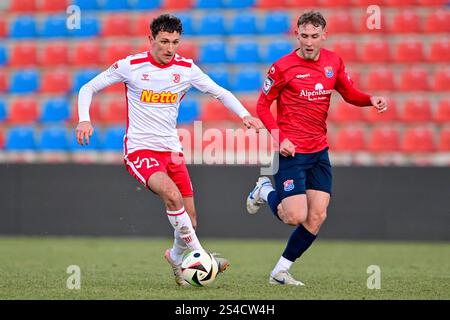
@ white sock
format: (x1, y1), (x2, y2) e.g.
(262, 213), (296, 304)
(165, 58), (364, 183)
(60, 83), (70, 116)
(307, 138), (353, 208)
(166, 207), (203, 252)
(271, 256), (293, 277)
(170, 230), (187, 265)
(260, 183), (275, 201)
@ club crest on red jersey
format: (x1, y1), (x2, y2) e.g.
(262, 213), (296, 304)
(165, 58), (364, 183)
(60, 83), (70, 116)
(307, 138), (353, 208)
(324, 66), (334, 78)
(283, 179), (295, 192)
(172, 73), (181, 83)
(263, 76), (274, 95)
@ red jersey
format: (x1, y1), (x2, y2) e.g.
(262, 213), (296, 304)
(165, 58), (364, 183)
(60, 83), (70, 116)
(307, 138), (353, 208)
(257, 48), (372, 153)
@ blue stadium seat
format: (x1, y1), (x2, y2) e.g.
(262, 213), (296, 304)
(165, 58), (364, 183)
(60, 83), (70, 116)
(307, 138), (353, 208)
(70, 128), (101, 150)
(39, 126), (69, 151)
(42, 15), (68, 38)
(199, 41), (227, 64)
(177, 13), (194, 36)
(261, 12), (290, 35)
(232, 69), (262, 92)
(73, 70), (99, 92)
(195, 0), (223, 8)
(5, 126), (36, 150)
(232, 41), (261, 63)
(103, 126), (125, 151)
(102, 0), (129, 10)
(178, 100), (199, 124)
(40, 98), (71, 123)
(223, 0), (255, 8)
(9, 16), (37, 39)
(264, 40), (293, 62)
(132, 0), (161, 9)
(72, 0), (99, 10)
(197, 13), (225, 35)
(0, 99), (6, 122)
(10, 70), (39, 94)
(68, 16), (100, 37)
(229, 12), (257, 35)
(0, 45), (7, 66)
(207, 69), (230, 89)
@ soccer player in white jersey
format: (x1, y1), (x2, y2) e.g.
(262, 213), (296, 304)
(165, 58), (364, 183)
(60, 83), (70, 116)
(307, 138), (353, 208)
(75, 14), (263, 286)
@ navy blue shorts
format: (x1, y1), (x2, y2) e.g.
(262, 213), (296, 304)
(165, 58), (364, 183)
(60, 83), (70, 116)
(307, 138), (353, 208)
(273, 147), (332, 200)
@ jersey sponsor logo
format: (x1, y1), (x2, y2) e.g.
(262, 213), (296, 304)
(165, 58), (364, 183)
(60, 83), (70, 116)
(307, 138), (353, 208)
(324, 66), (334, 78)
(299, 83), (333, 101)
(140, 90), (178, 104)
(283, 179), (295, 192)
(296, 73), (310, 79)
(172, 73), (181, 83)
(107, 62), (119, 75)
(263, 76), (274, 95)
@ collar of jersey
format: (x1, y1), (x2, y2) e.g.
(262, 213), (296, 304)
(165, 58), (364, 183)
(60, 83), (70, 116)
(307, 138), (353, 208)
(147, 51), (176, 69)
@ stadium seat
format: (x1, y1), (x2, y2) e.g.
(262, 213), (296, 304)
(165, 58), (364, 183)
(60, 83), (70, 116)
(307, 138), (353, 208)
(199, 41), (227, 64)
(361, 39), (390, 63)
(178, 100), (199, 124)
(365, 67), (396, 91)
(0, 99), (6, 122)
(0, 18), (6, 38)
(0, 71), (6, 92)
(72, 70), (100, 93)
(41, 0), (69, 11)
(261, 12), (290, 35)
(0, 129), (4, 149)
(229, 12), (257, 35)
(326, 11), (355, 34)
(104, 42), (132, 65)
(40, 98), (71, 123)
(232, 69), (262, 92)
(69, 100), (102, 123)
(402, 126), (435, 153)
(134, 13), (162, 35)
(394, 39), (424, 63)
(9, 0), (36, 11)
(0, 45), (7, 66)
(364, 98), (398, 123)
(162, 0), (193, 9)
(41, 70), (71, 94)
(68, 16), (100, 37)
(438, 127), (450, 151)
(102, 100), (127, 124)
(102, 0), (129, 10)
(9, 16), (37, 38)
(177, 41), (198, 61)
(328, 101), (365, 123)
(428, 38), (449, 63)
(131, 0), (161, 9)
(207, 69), (231, 89)
(195, 0), (223, 8)
(400, 97), (433, 123)
(176, 13), (194, 36)
(334, 126), (366, 151)
(74, 42), (102, 66)
(353, 0), (385, 6)
(10, 42), (37, 67)
(102, 14), (131, 36)
(231, 41), (261, 64)
(320, 0), (352, 7)
(5, 126), (36, 150)
(285, 0), (318, 6)
(197, 13), (225, 35)
(70, 128), (101, 151)
(256, 0), (286, 8)
(389, 10), (421, 34)
(424, 9), (449, 33)
(399, 67), (429, 92)
(417, 0), (446, 4)
(39, 126), (69, 151)
(103, 126), (126, 151)
(223, 0), (255, 8)
(368, 126), (400, 152)
(8, 98), (38, 124)
(10, 70), (39, 94)
(434, 98), (450, 124)
(42, 15), (68, 38)
(41, 41), (69, 66)
(264, 40), (293, 63)
(385, 0), (417, 5)
(73, 0), (99, 10)
(332, 39), (358, 62)
(431, 68), (450, 92)
(200, 99), (232, 122)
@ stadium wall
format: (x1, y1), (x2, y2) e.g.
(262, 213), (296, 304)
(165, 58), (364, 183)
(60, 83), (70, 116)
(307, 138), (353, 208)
(0, 164), (449, 241)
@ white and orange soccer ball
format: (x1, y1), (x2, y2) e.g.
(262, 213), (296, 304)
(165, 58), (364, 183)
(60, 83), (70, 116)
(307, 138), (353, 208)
(181, 250), (218, 287)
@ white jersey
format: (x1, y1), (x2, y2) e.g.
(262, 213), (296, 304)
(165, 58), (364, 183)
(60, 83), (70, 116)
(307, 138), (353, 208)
(78, 51), (250, 155)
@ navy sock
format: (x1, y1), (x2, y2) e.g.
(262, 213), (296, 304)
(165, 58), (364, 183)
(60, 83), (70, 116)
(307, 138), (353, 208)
(282, 224), (317, 262)
(267, 191), (282, 221)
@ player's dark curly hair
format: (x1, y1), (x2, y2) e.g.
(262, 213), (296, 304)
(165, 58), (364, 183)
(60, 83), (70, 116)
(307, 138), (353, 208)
(150, 14), (183, 38)
(297, 11), (327, 29)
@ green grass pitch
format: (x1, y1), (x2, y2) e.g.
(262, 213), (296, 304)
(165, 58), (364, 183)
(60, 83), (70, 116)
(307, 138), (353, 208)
(0, 237), (449, 300)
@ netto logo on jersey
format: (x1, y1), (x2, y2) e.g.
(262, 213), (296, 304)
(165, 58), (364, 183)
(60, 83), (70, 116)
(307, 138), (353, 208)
(140, 90), (178, 104)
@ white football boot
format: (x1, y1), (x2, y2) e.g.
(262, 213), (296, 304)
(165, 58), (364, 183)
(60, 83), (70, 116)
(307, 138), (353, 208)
(164, 249), (189, 286)
(246, 176), (272, 214)
(210, 252), (230, 274)
(269, 270), (305, 286)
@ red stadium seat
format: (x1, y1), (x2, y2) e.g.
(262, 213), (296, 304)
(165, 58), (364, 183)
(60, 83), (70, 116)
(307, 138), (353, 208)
(200, 99), (232, 122)
(177, 41), (198, 61)
(357, 11), (387, 33)
(256, 0), (287, 8)
(134, 13), (161, 36)
(102, 100), (127, 124)
(431, 68), (450, 92)
(0, 18), (6, 38)
(353, 0), (386, 5)
(334, 126), (366, 151)
(286, 0), (319, 6)
(428, 39), (450, 63)
(329, 100), (365, 123)
(73, 42), (102, 66)
(438, 127), (450, 151)
(0, 129), (4, 149)
(365, 98), (398, 123)
(327, 12), (355, 34)
(332, 39), (358, 62)
(104, 42), (132, 65)
(400, 97), (433, 123)
(389, 10), (421, 34)
(40, 0), (68, 11)
(434, 98), (450, 124)
(0, 71), (7, 92)
(70, 100), (102, 123)
(8, 98), (38, 124)
(385, 0), (417, 6)
(10, 42), (38, 67)
(402, 126), (435, 153)
(102, 14), (131, 37)
(417, 0), (447, 4)
(399, 67), (429, 91)
(361, 39), (391, 63)
(368, 126), (400, 152)
(104, 83), (126, 93)
(41, 42), (69, 66)
(10, 0), (36, 12)
(394, 39), (424, 63)
(162, 0), (193, 9)
(424, 10), (450, 33)
(41, 70), (71, 94)
(320, 0), (352, 7)
(365, 67), (396, 91)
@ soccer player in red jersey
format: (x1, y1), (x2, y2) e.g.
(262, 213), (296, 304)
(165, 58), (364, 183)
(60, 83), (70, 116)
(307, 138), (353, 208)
(246, 11), (387, 285)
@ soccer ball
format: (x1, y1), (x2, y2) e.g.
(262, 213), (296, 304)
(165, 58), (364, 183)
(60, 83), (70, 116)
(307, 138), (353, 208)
(181, 250), (218, 287)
